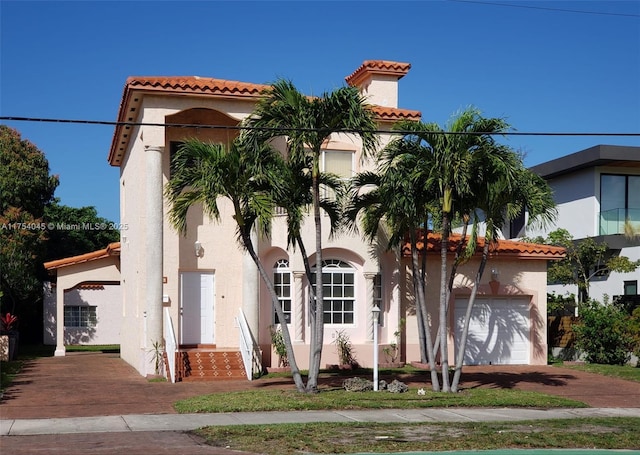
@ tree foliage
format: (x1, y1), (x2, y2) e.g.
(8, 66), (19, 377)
(164, 137), (311, 391)
(245, 79), (379, 393)
(527, 228), (640, 302)
(0, 125), (58, 217)
(348, 108), (556, 392)
(43, 199), (120, 262)
(0, 126), (58, 325)
(573, 298), (635, 365)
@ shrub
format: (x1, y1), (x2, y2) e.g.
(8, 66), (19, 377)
(269, 326), (288, 367)
(629, 307), (640, 363)
(333, 330), (358, 367)
(573, 299), (635, 365)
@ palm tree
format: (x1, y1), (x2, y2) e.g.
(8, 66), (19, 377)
(395, 107), (511, 392)
(164, 138), (307, 392)
(245, 79), (378, 392)
(450, 145), (556, 392)
(346, 139), (442, 391)
(274, 154), (344, 293)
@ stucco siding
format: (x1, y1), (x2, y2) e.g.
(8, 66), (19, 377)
(44, 283), (122, 345)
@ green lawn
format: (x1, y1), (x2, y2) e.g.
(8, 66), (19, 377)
(174, 387), (585, 414)
(558, 362), (640, 383)
(194, 417), (640, 454)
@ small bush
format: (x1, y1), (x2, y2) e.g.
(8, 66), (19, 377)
(333, 330), (357, 367)
(573, 300), (635, 365)
(269, 326), (288, 367)
(630, 307), (640, 363)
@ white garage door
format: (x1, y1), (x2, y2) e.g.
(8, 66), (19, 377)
(454, 297), (530, 365)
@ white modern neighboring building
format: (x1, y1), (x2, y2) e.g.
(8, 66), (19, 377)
(512, 145), (640, 304)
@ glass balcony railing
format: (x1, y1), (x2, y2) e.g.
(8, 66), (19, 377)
(599, 208), (640, 236)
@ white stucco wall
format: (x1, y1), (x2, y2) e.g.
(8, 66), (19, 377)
(44, 282), (122, 345)
(115, 63), (553, 376)
(401, 255), (549, 366)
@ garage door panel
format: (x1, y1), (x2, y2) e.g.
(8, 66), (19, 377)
(455, 297), (530, 365)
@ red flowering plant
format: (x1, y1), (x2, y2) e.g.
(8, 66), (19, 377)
(0, 313), (18, 333)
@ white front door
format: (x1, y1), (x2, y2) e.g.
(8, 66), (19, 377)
(180, 272), (215, 345)
(454, 297), (530, 365)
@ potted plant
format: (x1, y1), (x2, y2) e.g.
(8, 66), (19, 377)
(0, 312), (19, 361)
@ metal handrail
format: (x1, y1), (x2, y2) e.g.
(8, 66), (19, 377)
(236, 309), (262, 380)
(163, 307), (177, 383)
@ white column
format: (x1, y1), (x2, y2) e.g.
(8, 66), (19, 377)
(242, 230), (259, 338)
(54, 284), (65, 356)
(365, 272), (377, 342)
(145, 145), (163, 375)
(293, 271), (305, 342)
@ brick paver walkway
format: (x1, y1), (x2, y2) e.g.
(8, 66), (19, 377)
(1, 352), (639, 454)
(2, 352), (639, 420)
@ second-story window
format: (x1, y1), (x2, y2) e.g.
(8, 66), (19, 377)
(322, 150), (353, 178)
(321, 150), (353, 201)
(600, 174), (640, 235)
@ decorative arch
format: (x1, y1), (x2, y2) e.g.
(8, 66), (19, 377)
(166, 107), (240, 146)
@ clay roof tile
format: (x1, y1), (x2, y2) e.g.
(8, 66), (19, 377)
(402, 232), (565, 259)
(44, 242), (121, 271)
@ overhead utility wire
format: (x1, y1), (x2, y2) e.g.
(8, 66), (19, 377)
(1, 116), (639, 137)
(448, 0), (640, 18)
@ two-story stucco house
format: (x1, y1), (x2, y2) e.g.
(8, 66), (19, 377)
(513, 145), (640, 305)
(48, 60), (564, 381)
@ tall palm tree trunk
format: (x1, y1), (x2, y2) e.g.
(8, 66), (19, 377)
(240, 230), (306, 392)
(439, 212), (451, 392)
(451, 240), (490, 392)
(306, 163), (324, 393)
(418, 223), (429, 363)
(433, 219), (469, 359)
(414, 286), (428, 364)
(410, 231), (440, 391)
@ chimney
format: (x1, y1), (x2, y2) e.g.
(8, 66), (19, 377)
(345, 60), (411, 108)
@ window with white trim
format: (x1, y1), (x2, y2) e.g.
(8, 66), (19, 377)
(322, 150), (353, 178)
(321, 150), (354, 202)
(312, 260), (355, 324)
(273, 259), (292, 324)
(64, 306), (97, 328)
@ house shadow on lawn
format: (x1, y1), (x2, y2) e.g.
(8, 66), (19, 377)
(0, 359), (39, 404)
(253, 367), (578, 392)
(458, 370), (577, 389)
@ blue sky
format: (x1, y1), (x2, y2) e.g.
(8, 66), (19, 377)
(1, 0), (639, 224)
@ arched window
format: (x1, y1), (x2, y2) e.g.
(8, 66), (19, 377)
(312, 260), (355, 324)
(273, 259), (291, 324)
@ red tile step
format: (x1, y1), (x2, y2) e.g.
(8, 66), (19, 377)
(176, 349), (247, 382)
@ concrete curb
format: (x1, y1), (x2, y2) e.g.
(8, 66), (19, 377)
(2, 407), (639, 436)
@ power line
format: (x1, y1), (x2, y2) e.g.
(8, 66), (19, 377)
(1, 116), (639, 137)
(448, 0), (640, 18)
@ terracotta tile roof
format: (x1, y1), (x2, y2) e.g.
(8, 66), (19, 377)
(44, 242), (121, 271)
(372, 106), (421, 122)
(108, 61), (419, 165)
(402, 231), (566, 260)
(125, 76), (269, 98)
(345, 60), (412, 87)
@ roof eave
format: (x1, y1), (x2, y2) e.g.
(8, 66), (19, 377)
(44, 242), (121, 271)
(530, 144), (640, 179)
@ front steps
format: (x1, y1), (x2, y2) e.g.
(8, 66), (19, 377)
(175, 346), (247, 381)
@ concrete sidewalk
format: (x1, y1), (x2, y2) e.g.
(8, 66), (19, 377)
(3, 407), (640, 436)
